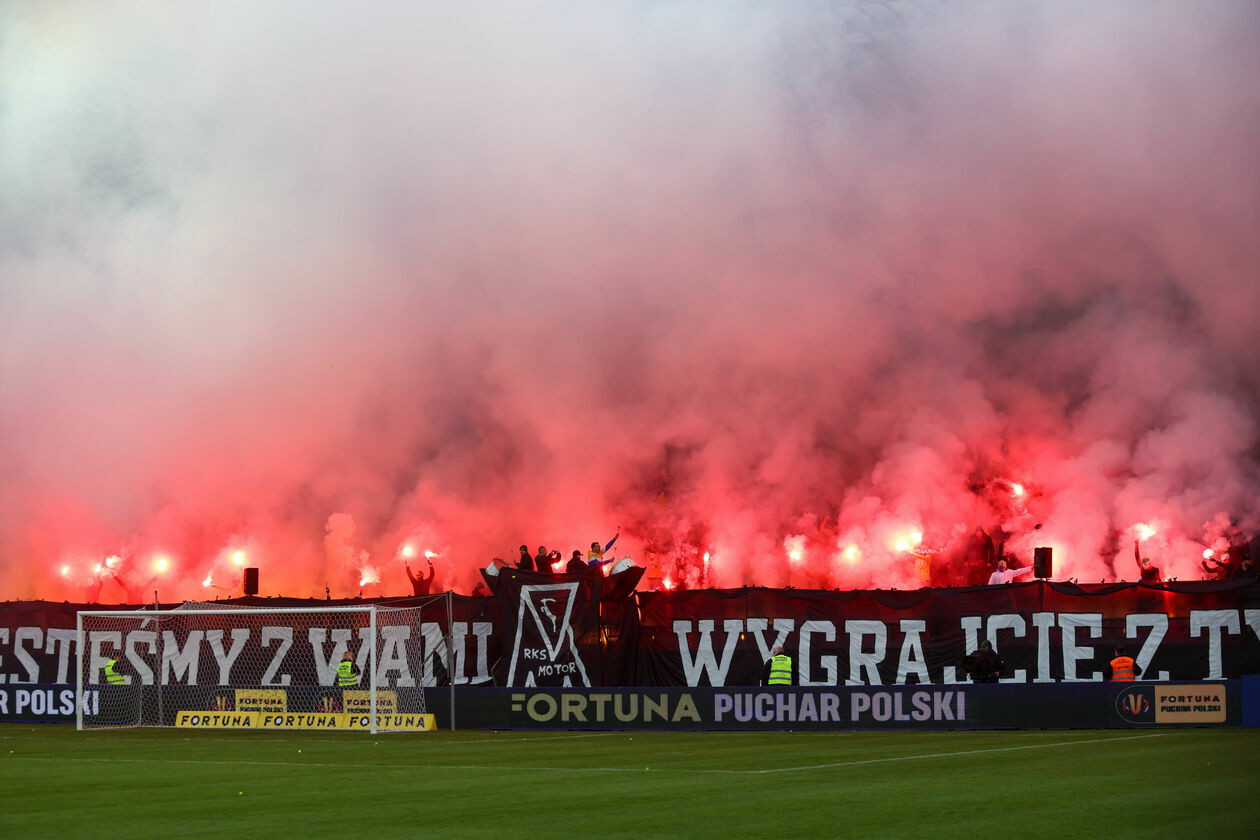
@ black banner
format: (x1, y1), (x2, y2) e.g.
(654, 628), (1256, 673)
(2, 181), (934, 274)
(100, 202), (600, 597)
(0, 596), (503, 689)
(1, 682), (1245, 730)
(1, 579), (1257, 688)
(432, 683), (1240, 730)
(0, 684), (89, 722)
(639, 579), (1260, 686)
(492, 567), (603, 687)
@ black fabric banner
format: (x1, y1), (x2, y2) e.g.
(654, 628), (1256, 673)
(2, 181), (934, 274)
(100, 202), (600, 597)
(5, 682), (1244, 729)
(2, 578), (1257, 688)
(492, 566), (604, 687)
(451, 682), (1239, 729)
(0, 595), (503, 688)
(639, 579), (1260, 686)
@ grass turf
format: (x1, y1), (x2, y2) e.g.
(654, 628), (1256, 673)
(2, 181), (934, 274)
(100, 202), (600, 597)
(2, 725), (1257, 839)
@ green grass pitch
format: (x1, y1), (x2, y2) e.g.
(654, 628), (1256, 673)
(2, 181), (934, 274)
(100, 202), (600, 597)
(2, 725), (1257, 839)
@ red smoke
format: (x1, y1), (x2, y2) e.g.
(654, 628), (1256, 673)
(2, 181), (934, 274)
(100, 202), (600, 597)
(1, 2), (1258, 601)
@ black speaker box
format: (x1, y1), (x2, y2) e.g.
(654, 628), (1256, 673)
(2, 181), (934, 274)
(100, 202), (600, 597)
(243, 567), (259, 595)
(1033, 547), (1053, 578)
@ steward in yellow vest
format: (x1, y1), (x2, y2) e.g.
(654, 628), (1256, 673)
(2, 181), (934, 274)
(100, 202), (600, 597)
(764, 646), (794, 686)
(337, 651), (361, 687)
(104, 656), (125, 685)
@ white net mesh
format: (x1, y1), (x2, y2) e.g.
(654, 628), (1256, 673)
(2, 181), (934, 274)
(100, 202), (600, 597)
(77, 601), (443, 732)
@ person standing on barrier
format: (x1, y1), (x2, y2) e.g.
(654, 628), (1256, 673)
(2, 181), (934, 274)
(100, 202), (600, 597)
(588, 525), (621, 567)
(963, 526), (996, 586)
(1134, 539), (1162, 583)
(405, 556), (436, 596)
(986, 559), (1033, 585)
(1104, 645), (1142, 681)
(534, 546), (558, 574)
(1238, 555), (1257, 578)
(565, 550), (587, 574)
(763, 645), (794, 686)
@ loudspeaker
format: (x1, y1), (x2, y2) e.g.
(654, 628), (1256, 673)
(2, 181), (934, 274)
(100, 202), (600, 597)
(243, 567), (259, 595)
(1033, 547), (1053, 578)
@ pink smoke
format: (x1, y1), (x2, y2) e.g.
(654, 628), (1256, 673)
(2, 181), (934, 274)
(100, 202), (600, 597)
(1, 2), (1257, 600)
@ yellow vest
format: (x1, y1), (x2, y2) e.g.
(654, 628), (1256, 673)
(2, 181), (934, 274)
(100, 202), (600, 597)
(104, 658), (125, 685)
(337, 659), (359, 687)
(768, 654), (793, 685)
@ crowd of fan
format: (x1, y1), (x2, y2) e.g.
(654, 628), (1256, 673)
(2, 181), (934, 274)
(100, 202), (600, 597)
(404, 528), (622, 597)
(494, 528), (622, 576)
(409, 522), (1255, 598)
(510, 530), (620, 575)
(962, 524), (1257, 586)
(1199, 525), (1256, 580)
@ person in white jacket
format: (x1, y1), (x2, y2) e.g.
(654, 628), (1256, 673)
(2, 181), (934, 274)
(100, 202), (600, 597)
(987, 559), (1033, 585)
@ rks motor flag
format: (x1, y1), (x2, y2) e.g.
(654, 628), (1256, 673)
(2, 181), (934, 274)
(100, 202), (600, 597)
(495, 567), (601, 686)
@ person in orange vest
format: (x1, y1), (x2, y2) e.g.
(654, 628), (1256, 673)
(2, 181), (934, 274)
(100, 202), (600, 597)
(1104, 645), (1142, 681)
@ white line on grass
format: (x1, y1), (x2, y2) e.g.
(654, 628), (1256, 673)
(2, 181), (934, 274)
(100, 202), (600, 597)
(746, 733), (1166, 774)
(175, 731), (623, 747)
(4, 755), (643, 773)
(0, 731), (619, 747)
(4, 733), (1162, 776)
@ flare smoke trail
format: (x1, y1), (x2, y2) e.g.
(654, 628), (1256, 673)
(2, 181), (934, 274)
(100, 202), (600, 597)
(2, 1), (1258, 600)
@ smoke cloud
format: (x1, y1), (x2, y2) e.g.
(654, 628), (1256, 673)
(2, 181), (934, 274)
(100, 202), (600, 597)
(2, 0), (1258, 600)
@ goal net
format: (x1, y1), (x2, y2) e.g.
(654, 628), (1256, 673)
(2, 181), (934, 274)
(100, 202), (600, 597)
(76, 598), (451, 733)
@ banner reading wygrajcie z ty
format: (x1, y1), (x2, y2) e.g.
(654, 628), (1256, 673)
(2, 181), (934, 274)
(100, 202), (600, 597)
(0, 579), (1257, 687)
(639, 581), (1260, 685)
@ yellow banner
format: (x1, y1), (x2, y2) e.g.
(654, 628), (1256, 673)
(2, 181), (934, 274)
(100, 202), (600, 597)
(235, 689), (287, 713)
(258, 712), (344, 729)
(176, 711), (261, 728)
(260, 712), (435, 731)
(176, 710), (435, 730)
(1154, 685), (1226, 723)
(342, 689), (398, 714)
(346, 713), (435, 731)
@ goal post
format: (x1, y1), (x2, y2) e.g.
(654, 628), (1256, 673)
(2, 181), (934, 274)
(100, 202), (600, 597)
(75, 596), (453, 733)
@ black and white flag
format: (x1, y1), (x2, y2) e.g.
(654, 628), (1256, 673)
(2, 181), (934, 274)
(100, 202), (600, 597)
(497, 568), (601, 686)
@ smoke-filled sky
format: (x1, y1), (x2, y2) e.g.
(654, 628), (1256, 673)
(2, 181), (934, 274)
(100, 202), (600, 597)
(2, 0), (1258, 601)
